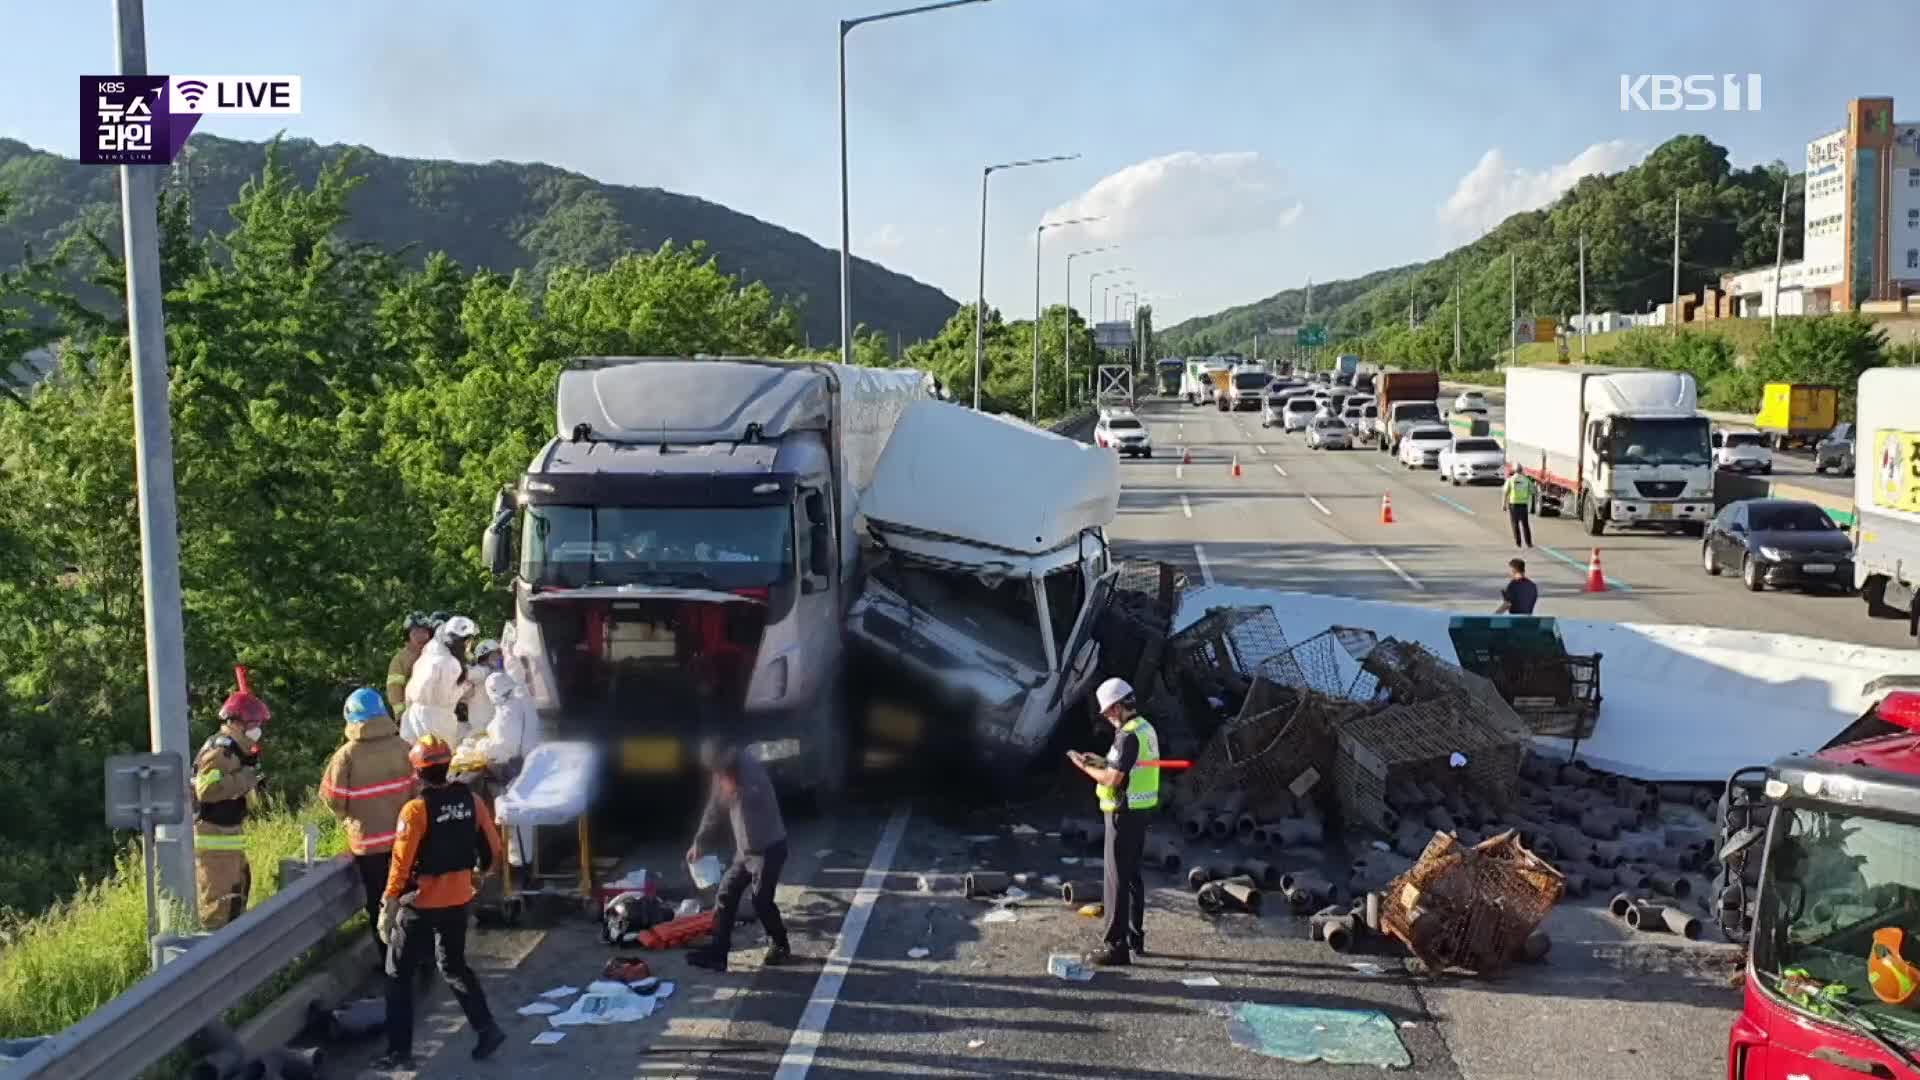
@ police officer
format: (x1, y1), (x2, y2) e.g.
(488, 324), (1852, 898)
(1502, 465), (1535, 549)
(192, 683), (270, 929)
(1068, 677), (1161, 967)
(373, 735), (506, 1070)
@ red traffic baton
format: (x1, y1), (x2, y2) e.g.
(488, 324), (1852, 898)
(1138, 759), (1192, 770)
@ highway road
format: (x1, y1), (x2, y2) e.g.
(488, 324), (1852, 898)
(1110, 398), (1907, 650)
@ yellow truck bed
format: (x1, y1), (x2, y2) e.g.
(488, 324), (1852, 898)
(1755, 383), (1837, 445)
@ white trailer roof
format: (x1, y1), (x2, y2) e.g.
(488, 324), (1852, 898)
(862, 402), (1120, 557)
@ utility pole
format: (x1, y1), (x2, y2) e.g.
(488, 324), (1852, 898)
(1509, 251), (1518, 366)
(1771, 173), (1791, 333)
(1671, 193), (1681, 335)
(1578, 230), (1588, 358)
(1452, 262), (1462, 373)
(115, 0), (197, 929)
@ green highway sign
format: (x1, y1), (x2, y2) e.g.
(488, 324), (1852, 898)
(1296, 325), (1326, 347)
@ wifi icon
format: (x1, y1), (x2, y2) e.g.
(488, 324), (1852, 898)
(175, 79), (209, 108)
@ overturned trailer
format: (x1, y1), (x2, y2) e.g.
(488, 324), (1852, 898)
(848, 401), (1121, 771)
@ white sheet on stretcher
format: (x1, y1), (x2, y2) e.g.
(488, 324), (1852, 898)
(497, 742), (600, 827)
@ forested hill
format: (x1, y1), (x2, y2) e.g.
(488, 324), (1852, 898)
(0, 134), (959, 348)
(1162, 135), (1802, 364)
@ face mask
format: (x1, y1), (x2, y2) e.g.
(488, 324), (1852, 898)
(245, 727), (263, 742)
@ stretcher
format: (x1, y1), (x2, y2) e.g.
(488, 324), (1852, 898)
(482, 741), (604, 923)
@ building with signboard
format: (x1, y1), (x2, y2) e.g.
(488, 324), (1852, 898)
(1721, 96), (1919, 319)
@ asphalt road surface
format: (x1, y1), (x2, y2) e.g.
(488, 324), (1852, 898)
(1119, 398), (1908, 649)
(336, 793), (1741, 1080)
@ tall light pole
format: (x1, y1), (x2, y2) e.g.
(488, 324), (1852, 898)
(840, 0), (988, 365)
(1770, 173), (1793, 333)
(1063, 244), (1114, 415)
(972, 153), (1078, 409)
(1031, 216), (1101, 419)
(1578, 230), (1588, 357)
(1087, 266), (1131, 334)
(114, 0), (196, 928)
(1509, 250), (1518, 366)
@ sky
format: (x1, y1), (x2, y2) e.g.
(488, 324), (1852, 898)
(4, 0), (1917, 329)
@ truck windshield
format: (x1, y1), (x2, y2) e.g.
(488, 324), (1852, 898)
(1608, 418), (1711, 467)
(1752, 807), (1920, 1049)
(1233, 373), (1270, 390)
(870, 558), (1046, 670)
(522, 505), (794, 589)
(1395, 403), (1441, 424)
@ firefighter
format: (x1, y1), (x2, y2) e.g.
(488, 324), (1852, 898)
(320, 688), (416, 961)
(386, 612), (433, 717)
(1068, 677), (1161, 967)
(374, 735), (507, 1069)
(191, 684), (270, 929)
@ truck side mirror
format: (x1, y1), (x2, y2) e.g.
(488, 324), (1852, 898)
(482, 508), (515, 577)
(805, 491), (829, 526)
(802, 523), (832, 594)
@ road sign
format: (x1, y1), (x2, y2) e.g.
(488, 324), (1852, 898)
(1296, 325), (1327, 347)
(1097, 364), (1133, 404)
(1093, 321), (1133, 348)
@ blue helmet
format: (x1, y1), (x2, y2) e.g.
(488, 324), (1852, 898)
(343, 687), (388, 725)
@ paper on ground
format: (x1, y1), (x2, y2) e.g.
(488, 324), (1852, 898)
(531, 1031), (566, 1046)
(1182, 975), (1223, 988)
(982, 909), (1017, 924)
(908, 947), (931, 958)
(549, 989), (656, 1026)
(538, 985), (579, 999)
(652, 980), (675, 1001)
(517, 1001), (563, 1016)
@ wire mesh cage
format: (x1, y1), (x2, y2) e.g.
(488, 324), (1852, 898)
(1093, 560), (1189, 692)
(1250, 626), (1380, 702)
(1361, 637), (1533, 741)
(1168, 606), (1292, 681)
(1380, 830), (1564, 975)
(1331, 693), (1524, 832)
(1173, 686), (1363, 816)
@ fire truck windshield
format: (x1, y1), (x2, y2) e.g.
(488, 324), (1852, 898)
(1753, 806), (1920, 1045)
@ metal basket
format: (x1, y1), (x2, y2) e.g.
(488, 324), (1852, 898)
(1380, 830), (1564, 975)
(1174, 687), (1361, 815)
(1331, 693), (1524, 832)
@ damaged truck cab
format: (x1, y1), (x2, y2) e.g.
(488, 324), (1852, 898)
(481, 358), (931, 799)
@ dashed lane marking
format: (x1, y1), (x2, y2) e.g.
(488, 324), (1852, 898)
(1371, 550), (1425, 591)
(1194, 544), (1215, 586)
(1181, 494), (1194, 519)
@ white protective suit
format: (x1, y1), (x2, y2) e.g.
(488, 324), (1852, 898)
(474, 671), (543, 866)
(462, 663), (498, 737)
(400, 637), (469, 746)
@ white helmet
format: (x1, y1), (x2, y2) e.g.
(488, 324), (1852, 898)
(439, 615), (479, 641)
(1094, 677), (1135, 714)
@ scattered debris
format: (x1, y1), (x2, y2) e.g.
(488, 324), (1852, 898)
(918, 873), (962, 894)
(1077, 903), (1103, 918)
(981, 909), (1018, 924)
(964, 871), (1010, 898)
(1197, 875), (1263, 915)
(1011, 823), (1040, 836)
(517, 1002), (563, 1017)
(1346, 962), (1388, 976)
(999, 886), (1030, 903)
(675, 898), (703, 918)
(1379, 831), (1562, 975)
(601, 957), (652, 984)
(963, 834), (999, 843)
(531, 1031), (566, 1046)
(907, 947), (931, 959)
(815, 848), (836, 859)
(1182, 975), (1223, 988)
(653, 981), (675, 1001)
(539, 985), (580, 1000)
(1060, 857), (1080, 866)
(1047, 953), (1095, 981)
(967, 1039), (986, 1049)
(1227, 1004), (1412, 1068)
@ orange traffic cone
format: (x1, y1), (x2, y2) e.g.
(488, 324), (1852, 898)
(1182, 447), (1192, 465)
(1584, 548), (1608, 593)
(1231, 455), (1242, 478)
(1380, 493), (1394, 524)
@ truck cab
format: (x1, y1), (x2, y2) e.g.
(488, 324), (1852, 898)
(1728, 689), (1920, 1079)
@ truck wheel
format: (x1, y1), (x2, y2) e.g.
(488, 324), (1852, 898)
(1864, 576), (1899, 619)
(1742, 556), (1765, 592)
(1581, 495), (1606, 536)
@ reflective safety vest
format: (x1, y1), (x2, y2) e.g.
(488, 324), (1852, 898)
(193, 833), (247, 852)
(1096, 717), (1162, 813)
(1505, 473), (1534, 505)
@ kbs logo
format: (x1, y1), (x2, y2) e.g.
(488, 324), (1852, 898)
(80, 75), (301, 165)
(1619, 74), (1763, 113)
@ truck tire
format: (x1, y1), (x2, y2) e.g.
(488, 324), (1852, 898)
(1582, 494), (1606, 536)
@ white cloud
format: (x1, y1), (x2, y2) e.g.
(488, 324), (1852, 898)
(1438, 140), (1645, 237)
(865, 223), (906, 253)
(1046, 151), (1305, 242)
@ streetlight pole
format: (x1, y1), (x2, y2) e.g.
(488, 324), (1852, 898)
(1578, 230), (1588, 357)
(840, 0), (989, 366)
(114, 0), (196, 928)
(1063, 244), (1114, 415)
(1770, 174), (1793, 333)
(1032, 216), (1101, 419)
(972, 153), (1078, 410)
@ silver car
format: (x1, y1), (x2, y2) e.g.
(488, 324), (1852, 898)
(1306, 416), (1352, 450)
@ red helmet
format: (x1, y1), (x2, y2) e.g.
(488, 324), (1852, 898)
(409, 734), (454, 771)
(219, 666), (271, 728)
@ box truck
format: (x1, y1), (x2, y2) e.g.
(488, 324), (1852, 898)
(1754, 382), (1839, 451)
(1374, 371), (1442, 455)
(1503, 366), (1713, 536)
(1854, 367), (1920, 642)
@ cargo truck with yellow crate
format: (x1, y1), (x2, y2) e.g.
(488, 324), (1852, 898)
(1754, 382), (1839, 451)
(1854, 367), (1920, 643)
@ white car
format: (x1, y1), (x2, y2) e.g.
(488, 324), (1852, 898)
(1260, 393), (1295, 427)
(1397, 424), (1453, 469)
(1452, 390), (1490, 414)
(1712, 429), (1773, 474)
(1436, 436), (1505, 485)
(1306, 416), (1352, 450)
(1281, 396), (1320, 432)
(1094, 412), (1153, 457)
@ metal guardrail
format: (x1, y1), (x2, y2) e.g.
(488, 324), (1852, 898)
(9, 857), (360, 1079)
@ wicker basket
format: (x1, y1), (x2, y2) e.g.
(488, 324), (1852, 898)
(1380, 830), (1564, 974)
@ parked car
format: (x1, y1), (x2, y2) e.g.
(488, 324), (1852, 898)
(1452, 390), (1490, 414)
(1094, 411), (1153, 457)
(1701, 498), (1854, 593)
(1813, 422), (1855, 476)
(1396, 424), (1453, 469)
(1282, 396), (1320, 432)
(1437, 436), (1506, 485)
(1306, 416), (1352, 450)
(1712, 429), (1774, 474)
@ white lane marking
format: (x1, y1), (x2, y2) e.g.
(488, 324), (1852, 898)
(1176, 464), (1184, 481)
(1371, 550), (1424, 591)
(1430, 491), (1476, 516)
(1255, 445), (1268, 455)
(1305, 494), (1332, 516)
(774, 808), (912, 1080)
(1272, 464), (1288, 478)
(1181, 494), (1194, 519)
(1194, 544), (1215, 586)
(1373, 463), (1395, 476)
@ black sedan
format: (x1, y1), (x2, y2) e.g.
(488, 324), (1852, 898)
(1701, 498), (1854, 593)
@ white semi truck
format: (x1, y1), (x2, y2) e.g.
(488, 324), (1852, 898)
(1854, 366), (1920, 643)
(1503, 366), (1714, 536)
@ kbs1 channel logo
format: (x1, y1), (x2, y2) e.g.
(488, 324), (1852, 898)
(80, 75), (301, 165)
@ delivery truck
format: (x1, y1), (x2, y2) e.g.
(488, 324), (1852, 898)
(1503, 366), (1714, 536)
(1853, 367), (1920, 643)
(1374, 371), (1442, 455)
(480, 358), (931, 801)
(1755, 382), (1839, 451)
(1155, 358), (1184, 395)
